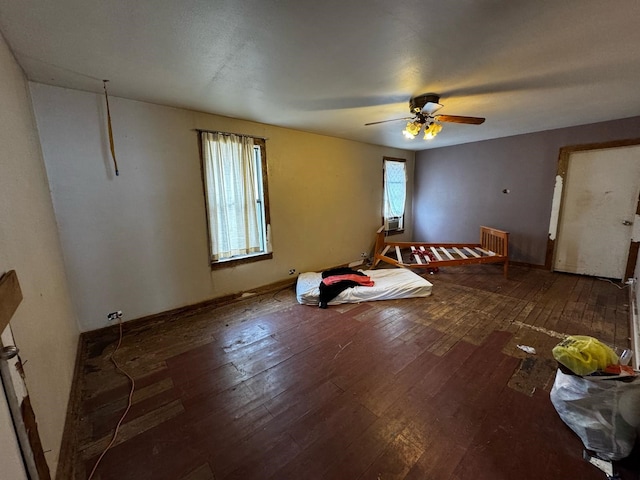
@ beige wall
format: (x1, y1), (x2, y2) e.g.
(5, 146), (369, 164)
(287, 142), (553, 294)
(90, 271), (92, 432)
(0, 35), (79, 475)
(29, 83), (414, 332)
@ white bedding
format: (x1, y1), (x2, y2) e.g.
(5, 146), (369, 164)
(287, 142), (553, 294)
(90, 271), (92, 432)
(296, 268), (433, 306)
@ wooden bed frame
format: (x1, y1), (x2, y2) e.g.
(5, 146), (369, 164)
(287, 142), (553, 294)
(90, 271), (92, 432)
(372, 226), (510, 278)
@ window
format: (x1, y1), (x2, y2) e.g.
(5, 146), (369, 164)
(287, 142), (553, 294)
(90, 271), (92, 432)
(383, 157), (406, 233)
(200, 131), (271, 267)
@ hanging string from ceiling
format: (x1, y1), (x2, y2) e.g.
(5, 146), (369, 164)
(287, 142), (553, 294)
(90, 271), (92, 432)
(102, 80), (120, 176)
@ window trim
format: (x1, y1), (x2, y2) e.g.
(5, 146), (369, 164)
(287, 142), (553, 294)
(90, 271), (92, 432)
(198, 132), (272, 269)
(382, 156), (407, 236)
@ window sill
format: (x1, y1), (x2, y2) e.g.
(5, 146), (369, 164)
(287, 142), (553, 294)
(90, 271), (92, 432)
(210, 252), (273, 270)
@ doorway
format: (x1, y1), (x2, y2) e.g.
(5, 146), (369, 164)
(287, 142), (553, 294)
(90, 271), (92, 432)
(547, 140), (640, 280)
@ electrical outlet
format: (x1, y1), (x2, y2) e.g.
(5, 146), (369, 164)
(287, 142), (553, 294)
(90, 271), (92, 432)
(107, 310), (123, 321)
(360, 252), (368, 258)
(288, 269), (296, 275)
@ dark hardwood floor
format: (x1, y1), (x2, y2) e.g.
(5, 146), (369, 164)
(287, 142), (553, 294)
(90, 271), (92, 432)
(66, 265), (638, 479)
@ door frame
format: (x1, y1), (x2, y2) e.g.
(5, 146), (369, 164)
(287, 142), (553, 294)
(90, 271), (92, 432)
(0, 270), (50, 479)
(546, 138), (640, 279)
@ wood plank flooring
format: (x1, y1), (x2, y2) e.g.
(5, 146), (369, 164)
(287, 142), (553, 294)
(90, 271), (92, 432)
(66, 265), (639, 479)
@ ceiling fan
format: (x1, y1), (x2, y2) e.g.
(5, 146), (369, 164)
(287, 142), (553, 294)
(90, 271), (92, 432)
(365, 93), (485, 140)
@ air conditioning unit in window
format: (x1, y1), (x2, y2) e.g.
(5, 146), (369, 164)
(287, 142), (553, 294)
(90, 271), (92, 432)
(384, 216), (400, 232)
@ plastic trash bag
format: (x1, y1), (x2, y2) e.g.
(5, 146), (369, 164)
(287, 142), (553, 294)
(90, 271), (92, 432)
(550, 369), (640, 460)
(552, 335), (619, 376)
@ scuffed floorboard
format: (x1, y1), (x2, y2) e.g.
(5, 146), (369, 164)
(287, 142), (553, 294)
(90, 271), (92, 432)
(67, 265), (637, 480)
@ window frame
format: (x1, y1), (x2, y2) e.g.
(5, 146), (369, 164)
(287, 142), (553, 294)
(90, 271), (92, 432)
(198, 132), (272, 269)
(382, 156), (407, 236)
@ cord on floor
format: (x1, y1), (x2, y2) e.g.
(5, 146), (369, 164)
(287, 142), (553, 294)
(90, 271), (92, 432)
(87, 318), (135, 480)
(597, 277), (630, 290)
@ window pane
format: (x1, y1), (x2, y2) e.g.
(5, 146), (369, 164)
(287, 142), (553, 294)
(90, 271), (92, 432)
(201, 132), (269, 263)
(383, 160), (406, 228)
(254, 145), (267, 253)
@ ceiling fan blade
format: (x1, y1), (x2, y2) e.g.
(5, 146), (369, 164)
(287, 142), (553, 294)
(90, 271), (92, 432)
(435, 115), (485, 125)
(364, 116), (413, 126)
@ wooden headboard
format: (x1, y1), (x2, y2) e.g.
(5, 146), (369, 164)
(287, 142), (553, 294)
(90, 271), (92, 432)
(479, 226), (509, 257)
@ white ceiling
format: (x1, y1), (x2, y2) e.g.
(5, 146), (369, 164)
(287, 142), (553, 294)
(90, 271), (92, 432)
(1, 0), (639, 150)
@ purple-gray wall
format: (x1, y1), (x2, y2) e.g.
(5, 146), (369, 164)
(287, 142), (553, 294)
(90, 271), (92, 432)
(413, 116), (640, 265)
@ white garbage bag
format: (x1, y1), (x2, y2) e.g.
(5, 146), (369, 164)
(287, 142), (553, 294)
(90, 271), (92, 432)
(550, 369), (640, 460)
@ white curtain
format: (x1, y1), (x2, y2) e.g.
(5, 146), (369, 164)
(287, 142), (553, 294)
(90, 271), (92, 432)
(202, 132), (261, 261)
(383, 160), (406, 219)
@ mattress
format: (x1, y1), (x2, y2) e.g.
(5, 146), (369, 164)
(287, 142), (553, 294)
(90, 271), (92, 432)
(296, 268), (433, 306)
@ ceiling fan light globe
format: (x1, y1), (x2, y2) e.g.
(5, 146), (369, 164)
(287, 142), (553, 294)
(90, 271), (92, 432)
(423, 122), (442, 140)
(402, 130), (416, 139)
(402, 120), (421, 138)
(402, 122), (416, 138)
(423, 125), (434, 140)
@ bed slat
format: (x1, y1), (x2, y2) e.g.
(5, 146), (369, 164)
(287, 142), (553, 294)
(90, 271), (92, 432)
(430, 247), (443, 261)
(464, 247), (481, 258)
(441, 247), (455, 260)
(395, 246), (403, 263)
(410, 246), (423, 264)
(452, 247), (468, 259)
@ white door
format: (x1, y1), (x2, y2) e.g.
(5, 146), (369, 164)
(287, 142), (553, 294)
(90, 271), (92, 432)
(554, 145), (640, 279)
(0, 326), (28, 480)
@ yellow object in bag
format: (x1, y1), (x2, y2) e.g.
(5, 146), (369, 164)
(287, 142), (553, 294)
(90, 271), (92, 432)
(552, 335), (619, 376)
